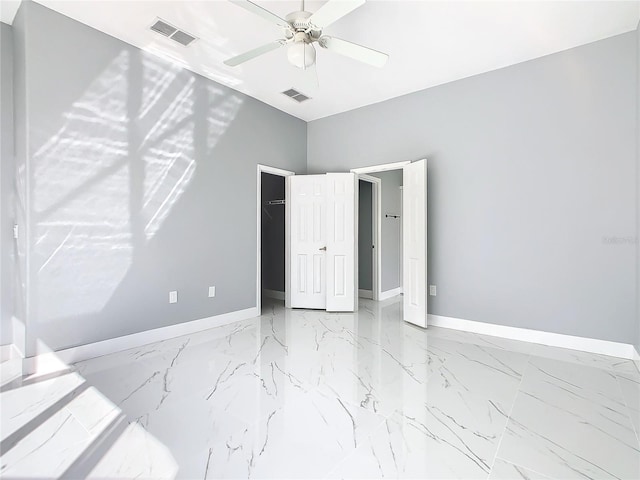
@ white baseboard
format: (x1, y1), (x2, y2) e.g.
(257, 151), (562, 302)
(0, 343), (24, 386)
(358, 289), (374, 299)
(24, 307), (259, 374)
(262, 289), (285, 301)
(428, 314), (636, 360)
(0, 343), (22, 362)
(11, 316), (26, 358)
(379, 287), (402, 301)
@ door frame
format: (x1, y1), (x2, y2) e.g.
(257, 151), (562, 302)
(351, 160), (411, 175)
(256, 164), (295, 311)
(357, 174), (381, 301)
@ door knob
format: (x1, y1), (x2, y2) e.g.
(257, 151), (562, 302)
(319, 246), (327, 251)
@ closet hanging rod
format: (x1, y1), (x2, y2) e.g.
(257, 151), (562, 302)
(265, 199), (285, 206)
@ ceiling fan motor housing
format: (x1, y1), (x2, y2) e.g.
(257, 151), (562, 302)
(285, 11), (322, 38)
(286, 11), (312, 30)
(284, 11), (320, 69)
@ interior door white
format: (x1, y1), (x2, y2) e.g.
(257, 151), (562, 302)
(326, 173), (358, 312)
(402, 159), (427, 327)
(288, 175), (327, 309)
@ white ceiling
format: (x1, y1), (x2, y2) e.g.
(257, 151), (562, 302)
(4, 0), (640, 121)
(0, 0), (21, 24)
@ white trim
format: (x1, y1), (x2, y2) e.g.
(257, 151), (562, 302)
(350, 161), (410, 175)
(257, 165), (295, 312)
(428, 314), (637, 360)
(0, 351), (22, 386)
(258, 165), (296, 177)
(262, 289), (285, 301)
(11, 316), (26, 358)
(285, 177), (292, 308)
(0, 344), (22, 362)
(0, 319), (25, 385)
(24, 307), (259, 374)
(379, 287), (402, 301)
(0, 344), (23, 385)
(399, 186), (403, 294)
(357, 174), (381, 301)
(358, 289), (374, 299)
(358, 174), (382, 183)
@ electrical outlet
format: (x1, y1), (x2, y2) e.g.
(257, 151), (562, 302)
(169, 291), (178, 303)
(429, 285), (437, 296)
(208, 286), (216, 298)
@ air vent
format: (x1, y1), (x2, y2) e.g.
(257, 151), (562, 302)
(170, 30), (197, 47)
(149, 18), (198, 47)
(150, 19), (176, 37)
(282, 88), (311, 103)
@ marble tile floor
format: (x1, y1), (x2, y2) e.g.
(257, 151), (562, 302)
(1, 296), (639, 479)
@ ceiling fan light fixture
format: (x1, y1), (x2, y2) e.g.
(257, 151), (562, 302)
(287, 42), (316, 69)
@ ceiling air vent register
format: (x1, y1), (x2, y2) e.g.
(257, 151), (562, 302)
(150, 18), (197, 47)
(282, 88), (310, 103)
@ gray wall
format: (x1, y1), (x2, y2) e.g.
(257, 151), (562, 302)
(14, 2), (306, 355)
(309, 32), (637, 344)
(371, 170), (403, 293)
(261, 173), (285, 293)
(358, 180), (373, 291)
(0, 23), (14, 345)
(636, 21), (640, 356)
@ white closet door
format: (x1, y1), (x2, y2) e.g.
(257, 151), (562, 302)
(403, 159), (427, 327)
(288, 175), (327, 309)
(326, 173), (358, 312)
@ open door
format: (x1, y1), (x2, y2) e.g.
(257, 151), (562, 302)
(287, 173), (358, 312)
(326, 173), (358, 312)
(403, 159), (427, 327)
(288, 175), (327, 309)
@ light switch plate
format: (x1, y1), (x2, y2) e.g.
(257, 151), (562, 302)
(169, 291), (178, 303)
(208, 286), (216, 298)
(429, 285), (437, 296)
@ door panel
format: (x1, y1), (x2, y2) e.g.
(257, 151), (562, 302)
(326, 173), (357, 312)
(289, 175), (327, 309)
(403, 160), (427, 327)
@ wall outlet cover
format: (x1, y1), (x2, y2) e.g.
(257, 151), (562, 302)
(208, 286), (216, 298)
(169, 291), (178, 303)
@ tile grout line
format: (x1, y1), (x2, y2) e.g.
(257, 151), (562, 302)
(486, 349), (532, 476)
(490, 350), (639, 479)
(612, 372), (640, 449)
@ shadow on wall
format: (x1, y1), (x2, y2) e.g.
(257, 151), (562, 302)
(29, 47), (244, 353)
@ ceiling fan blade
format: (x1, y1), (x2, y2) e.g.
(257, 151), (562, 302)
(308, 0), (366, 29)
(319, 36), (388, 68)
(229, 0), (291, 29)
(224, 40), (287, 67)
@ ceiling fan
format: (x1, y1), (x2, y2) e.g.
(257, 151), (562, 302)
(224, 0), (389, 86)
